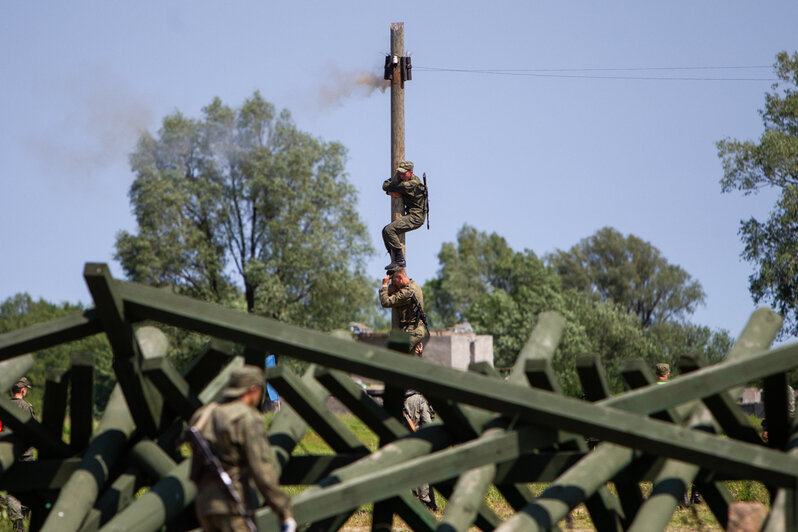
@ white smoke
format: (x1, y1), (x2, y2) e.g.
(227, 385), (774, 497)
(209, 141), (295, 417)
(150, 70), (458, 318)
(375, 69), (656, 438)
(26, 67), (154, 179)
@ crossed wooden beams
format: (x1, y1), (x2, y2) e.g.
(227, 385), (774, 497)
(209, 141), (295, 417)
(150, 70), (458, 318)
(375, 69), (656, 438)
(0, 262), (797, 531)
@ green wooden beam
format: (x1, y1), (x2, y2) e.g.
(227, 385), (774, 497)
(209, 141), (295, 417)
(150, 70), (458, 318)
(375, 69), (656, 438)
(0, 458), (81, 490)
(98, 459), (194, 532)
(78, 468), (142, 532)
(0, 309), (103, 362)
(114, 278), (798, 486)
(84, 264), (164, 436)
(576, 354), (612, 402)
(265, 365), (369, 454)
(314, 368), (408, 443)
(255, 425), (555, 529)
(0, 395), (71, 457)
(279, 455), (367, 485)
(41, 367), (69, 457)
(436, 479), (503, 531)
(70, 351), (95, 452)
(40, 385), (137, 532)
(182, 338), (236, 390)
(0, 354), (34, 393)
(141, 356), (202, 421)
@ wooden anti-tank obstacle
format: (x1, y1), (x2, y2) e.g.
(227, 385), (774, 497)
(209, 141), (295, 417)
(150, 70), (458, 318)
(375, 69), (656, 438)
(0, 262), (796, 531)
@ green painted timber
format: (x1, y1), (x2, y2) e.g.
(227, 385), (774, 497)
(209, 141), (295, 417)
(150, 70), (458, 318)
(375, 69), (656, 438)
(142, 355), (202, 421)
(41, 384), (137, 532)
(84, 264), (164, 436)
(0, 395), (71, 457)
(436, 479), (503, 531)
(0, 458), (81, 490)
(98, 459), (194, 532)
(182, 338), (236, 390)
(438, 464), (496, 532)
(197, 355), (244, 404)
(0, 309), (103, 362)
(78, 468), (142, 532)
(314, 368), (408, 442)
(41, 368), (69, 457)
(70, 352), (95, 452)
(0, 433), (30, 477)
(626, 460), (698, 532)
(256, 425), (556, 529)
(128, 439), (178, 480)
(265, 365), (369, 454)
(575, 354), (612, 402)
(113, 278), (798, 486)
(0, 354), (34, 392)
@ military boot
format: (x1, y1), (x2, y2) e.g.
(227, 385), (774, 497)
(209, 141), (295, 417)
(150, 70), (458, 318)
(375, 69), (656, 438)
(384, 249), (406, 271)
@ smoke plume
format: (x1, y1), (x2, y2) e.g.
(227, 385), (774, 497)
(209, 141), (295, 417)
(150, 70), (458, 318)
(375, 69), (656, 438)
(319, 70), (389, 107)
(27, 67), (154, 180)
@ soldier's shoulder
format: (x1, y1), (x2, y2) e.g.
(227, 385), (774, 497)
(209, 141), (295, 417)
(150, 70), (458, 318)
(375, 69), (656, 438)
(215, 400), (252, 422)
(407, 280), (422, 292)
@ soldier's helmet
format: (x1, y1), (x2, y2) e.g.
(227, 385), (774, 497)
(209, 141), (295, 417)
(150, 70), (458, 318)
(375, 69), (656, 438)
(396, 161), (414, 174)
(655, 363), (670, 377)
(222, 365), (265, 398)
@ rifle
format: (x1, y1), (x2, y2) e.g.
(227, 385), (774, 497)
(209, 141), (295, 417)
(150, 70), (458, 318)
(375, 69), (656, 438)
(422, 172), (430, 230)
(408, 292), (429, 329)
(186, 426), (257, 532)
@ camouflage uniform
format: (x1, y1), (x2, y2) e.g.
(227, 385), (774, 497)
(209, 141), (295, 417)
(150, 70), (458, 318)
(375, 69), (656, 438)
(404, 393), (435, 509)
(189, 367), (292, 532)
(379, 279), (429, 354)
(7, 380), (35, 532)
(382, 161), (427, 262)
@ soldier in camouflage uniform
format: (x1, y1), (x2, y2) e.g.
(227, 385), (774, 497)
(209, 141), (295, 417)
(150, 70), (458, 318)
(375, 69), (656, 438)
(379, 269), (430, 355)
(188, 366), (295, 532)
(382, 160), (427, 271)
(7, 377), (35, 532)
(404, 391), (437, 510)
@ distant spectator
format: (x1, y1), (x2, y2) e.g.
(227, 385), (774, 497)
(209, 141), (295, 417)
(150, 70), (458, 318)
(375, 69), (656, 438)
(655, 363), (670, 384)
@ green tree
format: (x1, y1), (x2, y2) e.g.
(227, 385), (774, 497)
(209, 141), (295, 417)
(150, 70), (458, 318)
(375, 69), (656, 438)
(718, 51), (798, 335)
(0, 294), (116, 414)
(426, 225), (730, 396)
(547, 227), (706, 327)
(116, 92), (374, 330)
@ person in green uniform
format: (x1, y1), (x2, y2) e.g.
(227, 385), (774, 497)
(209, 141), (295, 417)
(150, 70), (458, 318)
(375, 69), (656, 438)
(404, 391), (437, 510)
(382, 160), (427, 271)
(188, 365), (295, 532)
(8, 377), (35, 532)
(655, 363), (670, 384)
(379, 269), (430, 355)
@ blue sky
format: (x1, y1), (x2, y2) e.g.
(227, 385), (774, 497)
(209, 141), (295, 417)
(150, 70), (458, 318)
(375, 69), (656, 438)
(1, 2), (796, 339)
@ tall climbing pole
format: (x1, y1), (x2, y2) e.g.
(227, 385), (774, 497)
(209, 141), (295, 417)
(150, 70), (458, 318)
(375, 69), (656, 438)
(389, 21), (408, 330)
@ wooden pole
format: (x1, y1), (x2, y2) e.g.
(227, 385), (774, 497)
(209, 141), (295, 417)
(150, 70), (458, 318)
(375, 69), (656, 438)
(389, 22), (405, 333)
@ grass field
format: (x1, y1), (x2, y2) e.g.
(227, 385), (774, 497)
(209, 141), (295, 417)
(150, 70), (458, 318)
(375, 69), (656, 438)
(0, 413), (771, 531)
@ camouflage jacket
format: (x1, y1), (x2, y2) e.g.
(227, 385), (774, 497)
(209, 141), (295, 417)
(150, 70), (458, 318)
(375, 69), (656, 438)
(189, 400), (292, 520)
(379, 279), (425, 331)
(382, 175), (427, 219)
(11, 398), (35, 461)
(404, 393), (432, 428)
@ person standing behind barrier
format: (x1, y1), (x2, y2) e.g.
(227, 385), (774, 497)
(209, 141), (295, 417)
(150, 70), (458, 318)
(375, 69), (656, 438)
(379, 269), (430, 355)
(188, 365), (296, 532)
(655, 363), (670, 384)
(404, 391), (437, 511)
(8, 377), (35, 532)
(381, 160), (427, 271)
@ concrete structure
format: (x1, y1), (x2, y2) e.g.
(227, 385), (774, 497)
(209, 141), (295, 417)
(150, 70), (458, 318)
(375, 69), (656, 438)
(354, 322), (494, 370)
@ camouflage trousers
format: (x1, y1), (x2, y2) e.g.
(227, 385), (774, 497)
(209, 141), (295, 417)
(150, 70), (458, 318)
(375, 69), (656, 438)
(5, 494), (26, 532)
(198, 514), (252, 532)
(382, 213), (425, 254)
(406, 323), (430, 355)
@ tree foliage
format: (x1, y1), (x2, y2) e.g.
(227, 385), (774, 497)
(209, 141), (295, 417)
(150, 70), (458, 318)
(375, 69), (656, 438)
(425, 225), (731, 395)
(116, 92), (373, 330)
(547, 227), (706, 327)
(718, 51), (798, 335)
(0, 294), (116, 414)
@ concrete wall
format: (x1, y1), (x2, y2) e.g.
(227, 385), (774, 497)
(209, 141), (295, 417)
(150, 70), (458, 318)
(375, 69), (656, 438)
(358, 332), (493, 371)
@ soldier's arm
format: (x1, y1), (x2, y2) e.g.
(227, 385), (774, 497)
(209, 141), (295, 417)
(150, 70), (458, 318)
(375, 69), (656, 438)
(244, 413), (293, 521)
(379, 286), (414, 308)
(382, 176), (400, 193)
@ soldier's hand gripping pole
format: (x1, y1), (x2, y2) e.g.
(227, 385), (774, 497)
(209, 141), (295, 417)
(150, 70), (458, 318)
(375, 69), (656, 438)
(187, 426), (258, 532)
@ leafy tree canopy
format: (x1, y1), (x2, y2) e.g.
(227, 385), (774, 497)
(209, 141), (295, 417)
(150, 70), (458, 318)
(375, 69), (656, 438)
(425, 225), (731, 395)
(718, 51), (798, 335)
(547, 227), (706, 327)
(116, 92), (374, 331)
